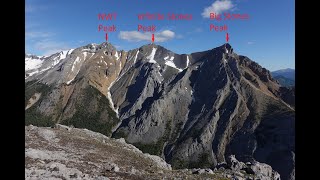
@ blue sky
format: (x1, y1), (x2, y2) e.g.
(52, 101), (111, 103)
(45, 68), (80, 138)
(25, 0), (294, 71)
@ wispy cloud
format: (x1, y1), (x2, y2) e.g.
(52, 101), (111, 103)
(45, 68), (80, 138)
(34, 39), (71, 56)
(247, 41), (255, 45)
(119, 30), (175, 42)
(25, 4), (48, 13)
(114, 45), (121, 49)
(25, 1), (70, 56)
(202, 0), (235, 18)
(25, 31), (71, 56)
(25, 31), (54, 40)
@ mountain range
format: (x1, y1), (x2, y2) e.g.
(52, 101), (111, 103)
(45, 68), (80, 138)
(25, 42), (295, 180)
(271, 68), (295, 80)
(271, 69), (295, 87)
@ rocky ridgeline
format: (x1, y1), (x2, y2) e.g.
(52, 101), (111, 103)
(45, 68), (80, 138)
(25, 125), (280, 180)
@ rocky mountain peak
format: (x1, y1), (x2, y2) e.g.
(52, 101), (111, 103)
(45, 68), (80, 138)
(209, 43), (234, 55)
(224, 43), (233, 54)
(77, 42), (117, 54)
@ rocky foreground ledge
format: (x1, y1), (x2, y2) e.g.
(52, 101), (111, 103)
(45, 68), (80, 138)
(25, 125), (280, 180)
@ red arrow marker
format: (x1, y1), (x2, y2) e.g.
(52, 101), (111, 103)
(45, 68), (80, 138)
(152, 34), (154, 43)
(105, 33), (108, 41)
(226, 33), (229, 42)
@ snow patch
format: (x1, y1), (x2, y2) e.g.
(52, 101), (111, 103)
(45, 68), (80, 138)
(67, 56), (82, 84)
(26, 70), (40, 78)
(59, 50), (68, 60)
(115, 51), (120, 60)
(154, 70), (164, 83)
(187, 56), (190, 66)
(83, 52), (88, 60)
(66, 79), (74, 85)
(107, 81), (119, 118)
(71, 57), (80, 72)
(51, 52), (67, 67)
(67, 49), (74, 55)
(163, 55), (182, 72)
(146, 48), (157, 63)
(133, 50), (139, 64)
(25, 57), (43, 71)
(165, 61), (176, 68)
(25, 51), (71, 72)
(165, 61), (182, 72)
(37, 66), (51, 74)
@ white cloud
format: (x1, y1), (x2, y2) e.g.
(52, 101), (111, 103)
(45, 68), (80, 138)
(114, 45), (121, 49)
(247, 41), (255, 45)
(25, 4), (47, 13)
(34, 39), (71, 56)
(25, 29), (72, 56)
(202, 0), (235, 18)
(119, 30), (175, 42)
(25, 31), (54, 40)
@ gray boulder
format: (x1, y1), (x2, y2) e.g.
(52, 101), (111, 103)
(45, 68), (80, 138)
(226, 155), (246, 171)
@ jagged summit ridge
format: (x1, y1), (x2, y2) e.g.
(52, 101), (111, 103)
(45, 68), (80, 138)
(25, 42), (239, 79)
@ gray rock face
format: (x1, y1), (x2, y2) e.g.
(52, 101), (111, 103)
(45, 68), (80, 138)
(225, 155), (281, 180)
(111, 44), (294, 180)
(104, 162), (120, 172)
(25, 43), (295, 180)
(191, 168), (214, 175)
(247, 161), (281, 180)
(226, 155), (245, 171)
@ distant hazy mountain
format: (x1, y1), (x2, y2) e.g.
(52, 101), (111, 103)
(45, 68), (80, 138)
(272, 68), (295, 80)
(274, 75), (295, 87)
(25, 42), (295, 180)
(271, 68), (295, 87)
